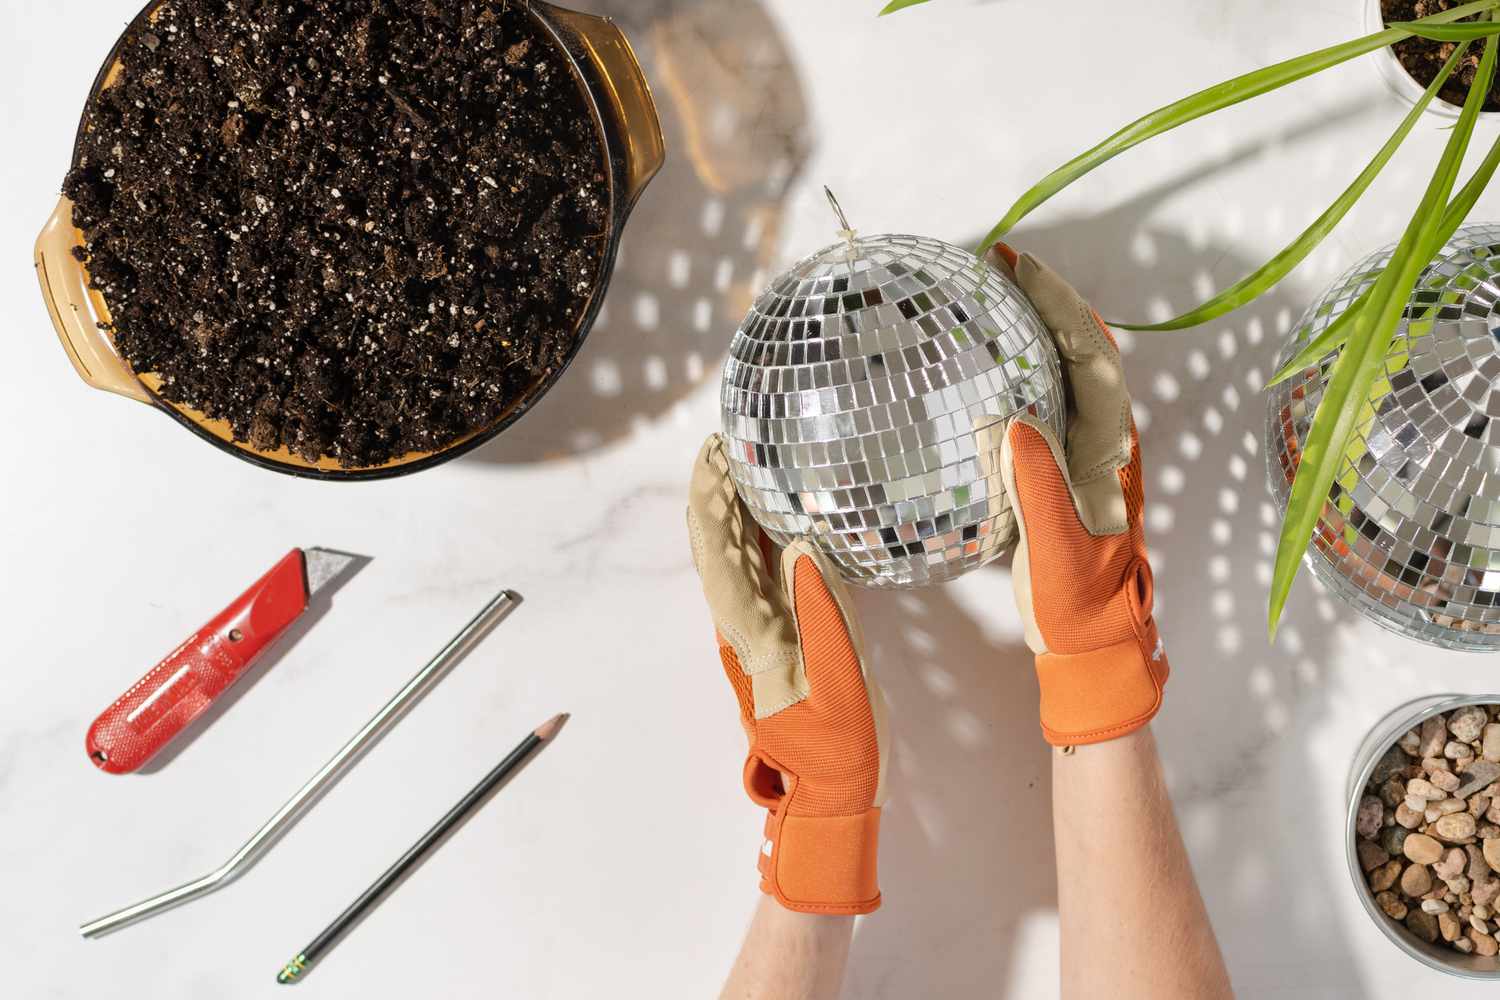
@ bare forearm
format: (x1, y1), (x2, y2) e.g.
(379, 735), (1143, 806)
(720, 897), (854, 1000)
(1051, 727), (1232, 1000)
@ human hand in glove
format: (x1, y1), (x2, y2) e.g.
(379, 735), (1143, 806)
(977, 244), (1169, 748)
(686, 435), (890, 916)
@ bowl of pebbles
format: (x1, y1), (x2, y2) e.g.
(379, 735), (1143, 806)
(35, 0), (663, 478)
(1350, 696), (1500, 979)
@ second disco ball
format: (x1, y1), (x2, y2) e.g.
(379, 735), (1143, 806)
(720, 232), (1064, 588)
(1267, 223), (1500, 650)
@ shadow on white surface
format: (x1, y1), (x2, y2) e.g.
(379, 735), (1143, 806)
(468, 0), (808, 465)
(841, 104), (1377, 996)
(844, 573), (1053, 998)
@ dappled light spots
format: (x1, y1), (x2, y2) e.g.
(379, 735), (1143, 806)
(643, 355), (668, 391)
(591, 359), (623, 396)
(701, 197), (725, 237)
(1148, 504), (1175, 533)
(667, 250), (691, 288)
(1130, 229), (1158, 266)
(920, 662), (956, 696)
(1132, 400), (1152, 432)
(1218, 330), (1237, 360)
(1187, 349), (1211, 380)
(634, 292), (660, 330)
(1209, 555), (1231, 583)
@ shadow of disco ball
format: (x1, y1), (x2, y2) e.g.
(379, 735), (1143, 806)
(721, 233), (1064, 588)
(1267, 223), (1500, 650)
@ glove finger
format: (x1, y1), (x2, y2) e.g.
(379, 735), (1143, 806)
(780, 540), (885, 809)
(778, 540), (866, 697)
(983, 241), (1021, 281)
(999, 414), (1079, 654)
(687, 434), (803, 698)
(1007, 252), (1134, 490)
(972, 413), (1018, 555)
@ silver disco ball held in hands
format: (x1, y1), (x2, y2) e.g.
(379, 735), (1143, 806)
(719, 196), (1065, 588)
(1267, 224), (1500, 650)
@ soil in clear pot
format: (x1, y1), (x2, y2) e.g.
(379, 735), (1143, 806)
(1383, 0), (1500, 111)
(64, 0), (608, 467)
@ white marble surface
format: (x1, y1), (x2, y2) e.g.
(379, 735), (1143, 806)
(5, 0), (1500, 996)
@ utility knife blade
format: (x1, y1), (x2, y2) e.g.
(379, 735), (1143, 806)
(85, 547), (359, 774)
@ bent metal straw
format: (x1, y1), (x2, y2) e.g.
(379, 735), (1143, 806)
(79, 588), (519, 938)
(276, 713), (568, 984)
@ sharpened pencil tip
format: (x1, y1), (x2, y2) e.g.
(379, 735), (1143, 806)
(535, 713), (568, 740)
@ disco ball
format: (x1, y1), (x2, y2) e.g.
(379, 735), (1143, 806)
(720, 232), (1065, 588)
(1267, 223), (1500, 650)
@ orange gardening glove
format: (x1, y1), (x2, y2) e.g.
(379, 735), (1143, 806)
(686, 435), (890, 915)
(977, 245), (1169, 748)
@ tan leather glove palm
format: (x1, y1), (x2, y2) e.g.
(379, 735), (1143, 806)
(979, 246), (1169, 747)
(687, 435), (890, 915)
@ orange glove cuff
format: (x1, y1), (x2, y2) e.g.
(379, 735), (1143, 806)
(1036, 622), (1169, 747)
(756, 806), (881, 915)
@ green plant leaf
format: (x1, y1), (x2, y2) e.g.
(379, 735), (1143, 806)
(1114, 44), (1467, 332)
(878, 0), (935, 14)
(1389, 20), (1500, 39)
(1267, 77), (1500, 388)
(1267, 32), (1497, 637)
(978, 0), (1500, 252)
(1267, 260), (1450, 390)
(1265, 285), (1373, 388)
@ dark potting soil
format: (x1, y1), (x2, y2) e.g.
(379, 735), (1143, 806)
(64, 0), (608, 466)
(1384, 0), (1500, 112)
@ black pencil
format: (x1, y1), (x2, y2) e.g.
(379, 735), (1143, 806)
(276, 712), (567, 984)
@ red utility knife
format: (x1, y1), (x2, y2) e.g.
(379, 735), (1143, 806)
(86, 547), (358, 774)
